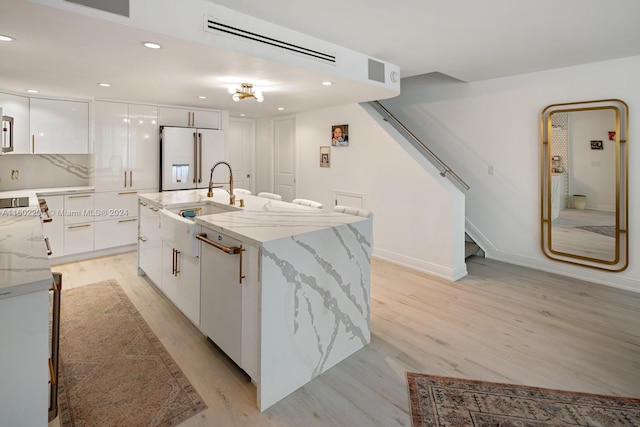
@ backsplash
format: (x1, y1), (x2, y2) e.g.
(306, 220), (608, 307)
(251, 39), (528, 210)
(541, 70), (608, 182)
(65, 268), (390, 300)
(0, 154), (92, 191)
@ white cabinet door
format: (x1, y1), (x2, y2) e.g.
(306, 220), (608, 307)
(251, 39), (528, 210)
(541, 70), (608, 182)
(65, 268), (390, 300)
(94, 218), (138, 250)
(63, 193), (94, 224)
(94, 102), (158, 192)
(64, 222), (94, 255)
(41, 195), (64, 258)
(0, 92), (30, 153)
(128, 104), (158, 191)
(29, 98), (89, 154)
(138, 203), (162, 286)
(158, 106), (220, 128)
(161, 242), (179, 301)
(94, 101), (128, 191)
(177, 253), (200, 327)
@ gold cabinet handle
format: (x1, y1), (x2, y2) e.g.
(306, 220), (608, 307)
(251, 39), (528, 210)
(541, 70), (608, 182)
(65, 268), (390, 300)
(124, 170), (127, 188)
(44, 237), (52, 256)
(118, 191), (138, 195)
(198, 133), (203, 183)
(129, 170), (133, 187)
(118, 218), (137, 223)
(31, 135), (35, 153)
(49, 358), (55, 385)
(196, 233), (245, 284)
(68, 194), (91, 199)
(68, 224), (91, 229)
(193, 132), (197, 183)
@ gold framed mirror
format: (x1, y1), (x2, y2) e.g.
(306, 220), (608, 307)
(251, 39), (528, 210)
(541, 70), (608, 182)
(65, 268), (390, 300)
(540, 99), (628, 271)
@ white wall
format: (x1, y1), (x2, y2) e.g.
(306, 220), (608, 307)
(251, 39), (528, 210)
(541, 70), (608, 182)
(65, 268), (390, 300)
(290, 104), (466, 280)
(381, 56), (640, 292)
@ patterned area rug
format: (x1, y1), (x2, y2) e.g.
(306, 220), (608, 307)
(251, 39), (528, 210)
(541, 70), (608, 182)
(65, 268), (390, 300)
(58, 280), (207, 427)
(575, 225), (616, 238)
(407, 373), (640, 427)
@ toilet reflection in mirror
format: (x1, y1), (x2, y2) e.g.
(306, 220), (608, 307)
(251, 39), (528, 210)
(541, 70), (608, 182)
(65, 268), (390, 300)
(541, 99), (628, 271)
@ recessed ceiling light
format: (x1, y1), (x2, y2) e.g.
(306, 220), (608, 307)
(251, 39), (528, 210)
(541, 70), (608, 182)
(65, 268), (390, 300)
(26, 89), (39, 94)
(143, 42), (161, 49)
(98, 83), (111, 87)
(322, 81), (333, 86)
(240, 114), (246, 117)
(0, 35), (15, 42)
(197, 96), (207, 99)
(277, 107), (285, 111)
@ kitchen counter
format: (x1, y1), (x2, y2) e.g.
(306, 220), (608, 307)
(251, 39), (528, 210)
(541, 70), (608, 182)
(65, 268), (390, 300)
(0, 190), (52, 299)
(139, 188), (367, 245)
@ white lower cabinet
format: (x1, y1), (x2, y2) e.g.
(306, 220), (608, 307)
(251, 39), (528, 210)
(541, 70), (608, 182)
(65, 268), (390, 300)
(138, 202), (162, 287)
(93, 190), (149, 250)
(161, 243), (200, 327)
(64, 222), (94, 255)
(62, 193), (94, 255)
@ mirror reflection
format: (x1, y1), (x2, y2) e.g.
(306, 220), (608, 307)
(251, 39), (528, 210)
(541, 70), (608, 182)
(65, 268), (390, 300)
(541, 99), (628, 271)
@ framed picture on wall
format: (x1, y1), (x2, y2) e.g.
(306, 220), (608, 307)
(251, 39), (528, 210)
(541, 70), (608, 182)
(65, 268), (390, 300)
(591, 140), (604, 150)
(331, 124), (349, 147)
(320, 146), (331, 168)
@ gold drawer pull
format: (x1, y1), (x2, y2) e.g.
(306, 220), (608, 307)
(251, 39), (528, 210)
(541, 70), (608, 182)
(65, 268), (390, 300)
(118, 191), (138, 195)
(68, 224), (91, 229)
(68, 194), (91, 199)
(118, 218), (137, 223)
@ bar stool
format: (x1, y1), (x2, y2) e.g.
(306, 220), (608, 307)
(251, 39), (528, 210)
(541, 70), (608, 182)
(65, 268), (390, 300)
(233, 188), (252, 195)
(257, 192), (282, 200)
(292, 198), (323, 209)
(333, 205), (372, 218)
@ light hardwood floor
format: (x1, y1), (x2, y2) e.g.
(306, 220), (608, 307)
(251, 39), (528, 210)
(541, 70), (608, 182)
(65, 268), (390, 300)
(49, 251), (640, 426)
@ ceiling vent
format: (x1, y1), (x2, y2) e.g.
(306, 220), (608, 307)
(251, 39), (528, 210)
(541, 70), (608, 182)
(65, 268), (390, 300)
(204, 17), (336, 65)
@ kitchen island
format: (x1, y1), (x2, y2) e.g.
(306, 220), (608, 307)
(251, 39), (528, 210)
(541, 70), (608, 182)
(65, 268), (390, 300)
(0, 191), (53, 426)
(137, 189), (372, 411)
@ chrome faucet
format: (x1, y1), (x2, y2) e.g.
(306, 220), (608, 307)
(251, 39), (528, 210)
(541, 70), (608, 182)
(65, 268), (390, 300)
(207, 161), (235, 205)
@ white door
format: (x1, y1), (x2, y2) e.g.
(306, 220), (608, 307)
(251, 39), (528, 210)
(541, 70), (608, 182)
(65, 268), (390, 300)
(160, 127), (196, 191)
(198, 128), (226, 188)
(228, 118), (255, 193)
(274, 117), (296, 201)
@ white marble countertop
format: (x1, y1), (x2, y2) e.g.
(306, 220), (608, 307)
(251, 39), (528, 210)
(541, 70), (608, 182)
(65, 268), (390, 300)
(139, 189), (367, 245)
(0, 190), (52, 299)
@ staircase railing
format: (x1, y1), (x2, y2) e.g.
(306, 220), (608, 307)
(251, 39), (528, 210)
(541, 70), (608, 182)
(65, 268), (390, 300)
(370, 101), (470, 190)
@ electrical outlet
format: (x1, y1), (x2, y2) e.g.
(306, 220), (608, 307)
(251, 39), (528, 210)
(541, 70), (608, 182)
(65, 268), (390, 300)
(488, 165), (495, 175)
(11, 170), (19, 180)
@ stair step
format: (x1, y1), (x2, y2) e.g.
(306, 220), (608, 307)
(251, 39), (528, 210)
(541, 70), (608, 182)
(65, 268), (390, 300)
(465, 241), (480, 258)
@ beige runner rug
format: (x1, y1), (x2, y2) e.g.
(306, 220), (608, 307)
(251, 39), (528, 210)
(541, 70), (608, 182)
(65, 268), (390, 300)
(58, 280), (207, 427)
(407, 372), (640, 426)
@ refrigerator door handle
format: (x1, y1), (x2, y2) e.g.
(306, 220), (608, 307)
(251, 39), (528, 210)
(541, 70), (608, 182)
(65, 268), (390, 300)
(193, 132), (197, 183)
(198, 133), (203, 183)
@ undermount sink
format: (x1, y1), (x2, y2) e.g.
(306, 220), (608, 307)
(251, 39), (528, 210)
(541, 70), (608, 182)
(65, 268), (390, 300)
(0, 196), (30, 209)
(171, 202), (240, 220)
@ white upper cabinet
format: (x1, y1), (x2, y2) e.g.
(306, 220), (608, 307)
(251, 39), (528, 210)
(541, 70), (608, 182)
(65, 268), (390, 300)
(94, 101), (158, 192)
(0, 92), (30, 153)
(158, 106), (220, 129)
(29, 98), (89, 154)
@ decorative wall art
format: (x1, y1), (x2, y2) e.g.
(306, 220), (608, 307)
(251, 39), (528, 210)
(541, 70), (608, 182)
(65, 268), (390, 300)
(320, 146), (331, 168)
(591, 140), (604, 150)
(331, 124), (349, 147)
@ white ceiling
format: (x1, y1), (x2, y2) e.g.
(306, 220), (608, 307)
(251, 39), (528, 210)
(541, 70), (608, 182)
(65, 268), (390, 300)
(1, 0), (640, 118)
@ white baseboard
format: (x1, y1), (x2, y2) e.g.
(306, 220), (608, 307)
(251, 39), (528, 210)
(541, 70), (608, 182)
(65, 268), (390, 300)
(49, 244), (136, 267)
(373, 248), (468, 281)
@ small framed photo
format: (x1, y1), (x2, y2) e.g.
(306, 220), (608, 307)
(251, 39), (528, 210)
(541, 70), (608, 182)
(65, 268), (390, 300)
(320, 146), (331, 168)
(331, 124), (349, 147)
(591, 140), (604, 150)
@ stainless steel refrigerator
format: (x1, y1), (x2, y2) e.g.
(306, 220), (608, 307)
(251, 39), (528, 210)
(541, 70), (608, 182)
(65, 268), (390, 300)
(159, 126), (226, 191)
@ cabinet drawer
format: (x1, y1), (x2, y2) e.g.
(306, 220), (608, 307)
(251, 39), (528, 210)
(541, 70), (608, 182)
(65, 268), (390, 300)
(64, 193), (94, 224)
(94, 191), (139, 220)
(64, 222), (94, 255)
(94, 218), (138, 250)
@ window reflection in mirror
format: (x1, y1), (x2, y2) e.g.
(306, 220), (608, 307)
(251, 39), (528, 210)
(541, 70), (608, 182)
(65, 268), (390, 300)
(540, 99), (628, 272)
